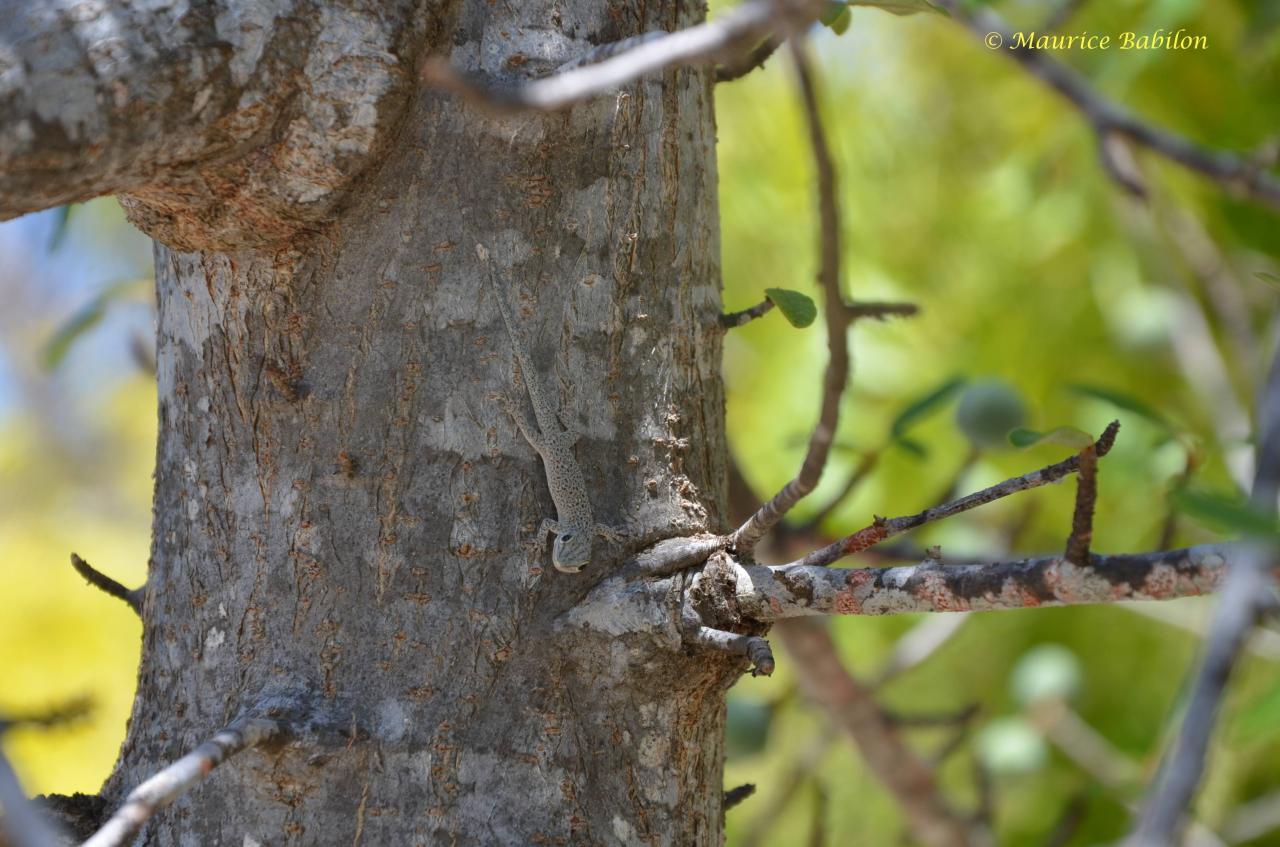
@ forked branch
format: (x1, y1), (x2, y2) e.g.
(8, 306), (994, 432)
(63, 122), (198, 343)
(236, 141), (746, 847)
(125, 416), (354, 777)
(728, 38), (852, 556)
(737, 544), (1233, 621)
(82, 716), (284, 847)
(788, 421), (1120, 569)
(934, 0), (1280, 209)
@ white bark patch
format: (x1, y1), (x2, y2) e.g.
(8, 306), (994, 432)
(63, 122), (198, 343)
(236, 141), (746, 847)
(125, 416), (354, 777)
(374, 699), (408, 743)
(203, 627), (226, 659)
(216, 0), (291, 87)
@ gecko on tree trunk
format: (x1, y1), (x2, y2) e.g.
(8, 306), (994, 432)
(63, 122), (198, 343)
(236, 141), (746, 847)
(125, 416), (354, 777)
(478, 244), (623, 573)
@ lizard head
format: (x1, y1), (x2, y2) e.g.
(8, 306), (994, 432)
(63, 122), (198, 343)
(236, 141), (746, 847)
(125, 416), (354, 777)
(551, 531), (592, 573)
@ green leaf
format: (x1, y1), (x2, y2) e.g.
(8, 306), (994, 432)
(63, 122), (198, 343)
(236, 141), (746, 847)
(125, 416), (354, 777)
(893, 437), (929, 460)
(819, 0), (849, 26)
(1008, 426), (1094, 450)
(40, 278), (151, 371)
(1172, 488), (1280, 538)
(1068, 384), (1170, 430)
(849, 0), (946, 15)
(891, 376), (967, 439)
(41, 300), (107, 370)
(764, 288), (817, 329)
(47, 204), (76, 252)
(1254, 271), (1280, 289)
(831, 6), (853, 33)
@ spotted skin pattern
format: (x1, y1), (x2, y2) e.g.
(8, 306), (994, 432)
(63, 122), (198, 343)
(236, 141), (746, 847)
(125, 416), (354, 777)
(479, 246), (621, 573)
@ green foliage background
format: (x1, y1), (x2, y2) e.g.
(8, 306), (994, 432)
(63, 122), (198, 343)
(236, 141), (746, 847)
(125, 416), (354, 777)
(2, 0), (1278, 843)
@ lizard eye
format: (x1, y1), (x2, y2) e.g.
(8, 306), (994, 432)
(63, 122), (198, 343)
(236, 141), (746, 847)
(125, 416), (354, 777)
(560, 533), (574, 542)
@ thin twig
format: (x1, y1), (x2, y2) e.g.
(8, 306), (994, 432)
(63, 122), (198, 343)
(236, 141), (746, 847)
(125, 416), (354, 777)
(844, 300), (920, 321)
(728, 37), (851, 556)
(70, 554), (143, 616)
(934, 0), (1280, 209)
(721, 299), (776, 329)
(790, 421), (1120, 569)
(738, 544), (1235, 621)
(723, 783), (757, 812)
(715, 34), (786, 83)
(82, 716), (283, 847)
(419, 0), (817, 112)
(1063, 443), (1098, 565)
(1132, 346), (1280, 844)
(0, 698), (93, 735)
(797, 451), (881, 532)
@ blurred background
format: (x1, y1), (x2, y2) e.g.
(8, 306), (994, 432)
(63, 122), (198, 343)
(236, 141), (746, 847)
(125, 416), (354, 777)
(2, 0), (1279, 843)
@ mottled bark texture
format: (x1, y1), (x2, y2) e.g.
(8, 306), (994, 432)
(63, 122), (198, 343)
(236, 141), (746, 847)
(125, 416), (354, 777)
(0, 0), (445, 249)
(4, 0), (736, 844)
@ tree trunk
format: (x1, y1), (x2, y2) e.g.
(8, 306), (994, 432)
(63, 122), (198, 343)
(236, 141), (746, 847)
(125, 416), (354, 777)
(99, 3), (734, 844)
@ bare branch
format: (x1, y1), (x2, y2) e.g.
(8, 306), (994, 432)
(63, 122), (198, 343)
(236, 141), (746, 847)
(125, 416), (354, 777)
(728, 38), (851, 556)
(1132, 347), (1280, 844)
(722, 783), (757, 812)
(633, 535), (724, 577)
(934, 0), (1280, 209)
(790, 421), (1120, 569)
(843, 300), (920, 322)
(721, 299), (776, 329)
(81, 716), (283, 847)
(1063, 443), (1099, 565)
(797, 451), (881, 532)
(0, 698), (93, 735)
(777, 619), (981, 847)
(419, 0), (817, 112)
(0, 747), (67, 847)
(738, 544), (1234, 621)
(69, 555), (143, 617)
(686, 626), (776, 677)
(715, 34), (786, 83)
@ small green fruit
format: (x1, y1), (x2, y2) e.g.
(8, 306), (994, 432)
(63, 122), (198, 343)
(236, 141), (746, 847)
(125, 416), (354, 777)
(956, 380), (1027, 449)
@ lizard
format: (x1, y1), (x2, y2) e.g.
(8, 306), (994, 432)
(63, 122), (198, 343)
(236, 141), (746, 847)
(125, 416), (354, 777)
(477, 244), (622, 573)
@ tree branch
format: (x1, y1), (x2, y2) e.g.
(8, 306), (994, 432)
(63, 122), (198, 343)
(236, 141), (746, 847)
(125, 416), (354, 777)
(933, 0), (1280, 209)
(419, 0), (817, 112)
(0, 1), (430, 250)
(728, 37), (851, 556)
(687, 625), (776, 677)
(736, 544), (1234, 621)
(81, 716), (283, 847)
(789, 421), (1120, 569)
(0, 747), (65, 847)
(1132, 346), (1280, 844)
(70, 555), (143, 617)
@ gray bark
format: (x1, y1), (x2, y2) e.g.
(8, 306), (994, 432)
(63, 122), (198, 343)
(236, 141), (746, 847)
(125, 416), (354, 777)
(4, 0), (738, 843)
